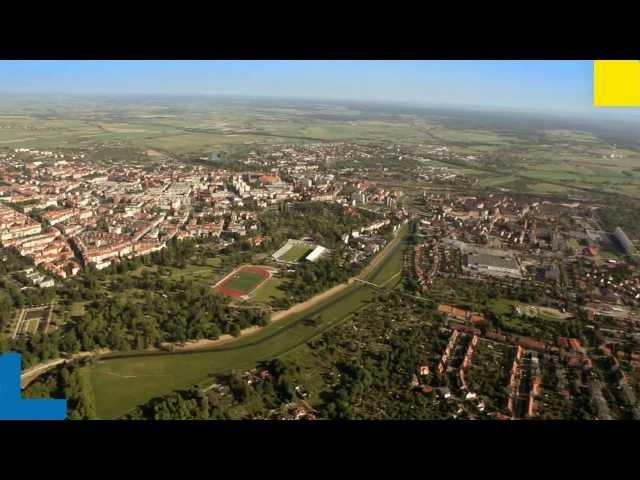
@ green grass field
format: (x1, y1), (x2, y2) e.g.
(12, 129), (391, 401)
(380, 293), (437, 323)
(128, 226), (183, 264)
(83, 225), (409, 419)
(224, 271), (265, 293)
(279, 244), (312, 262)
(24, 318), (40, 335)
(85, 283), (375, 418)
(252, 276), (286, 302)
(129, 258), (223, 285)
(368, 238), (407, 288)
(478, 175), (518, 188)
(70, 302), (87, 317)
(489, 298), (566, 322)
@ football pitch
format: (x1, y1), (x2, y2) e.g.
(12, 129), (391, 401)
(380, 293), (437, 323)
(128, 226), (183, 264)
(214, 265), (271, 298)
(224, 271), (265, 292)
(279, 244), (312, 262)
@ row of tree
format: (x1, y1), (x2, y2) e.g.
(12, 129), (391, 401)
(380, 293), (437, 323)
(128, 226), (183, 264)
(24, 363), (97, 419)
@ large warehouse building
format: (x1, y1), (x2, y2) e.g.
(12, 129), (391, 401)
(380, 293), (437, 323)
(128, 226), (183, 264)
(614, 227), (634, 255)
(305, 245), (328, 262)
(466, 252), (521, 276)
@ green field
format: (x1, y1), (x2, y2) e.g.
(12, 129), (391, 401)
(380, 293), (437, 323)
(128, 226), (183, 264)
(370, 242), (406, 288)
(83, 224), (409, 418)
(130, 258), (223, 285)
(489, 298), (566, 322)
(70, 302), (87, 317)
(527, 182), (576, 194)
(85, 283), (375, 419)
(23, 318), (40, 335)
(223, 271), (265, 293)
(278, 244), (312, 262)
(0, 101), (434, 155)
(477, 175), (518, 188)
(252, 276), (286, 302)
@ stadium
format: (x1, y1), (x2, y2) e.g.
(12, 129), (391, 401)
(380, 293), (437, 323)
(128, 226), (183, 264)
(272, 239), (328, 264)
(213, 265), (273, 299)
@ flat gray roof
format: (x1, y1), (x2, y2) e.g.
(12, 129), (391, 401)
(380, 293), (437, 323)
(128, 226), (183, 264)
(467, 253), (518, 270)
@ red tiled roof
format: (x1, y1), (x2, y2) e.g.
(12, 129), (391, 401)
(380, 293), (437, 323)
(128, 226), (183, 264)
(486, 331), (507, 343)
(469, 314), (488, 325)
(258, 175), (280, 184)
(568, 338), (582, 351)
(515, 336), (547, 351)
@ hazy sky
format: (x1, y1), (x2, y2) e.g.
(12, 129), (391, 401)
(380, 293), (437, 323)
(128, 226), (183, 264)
(0, 60), (618, 114)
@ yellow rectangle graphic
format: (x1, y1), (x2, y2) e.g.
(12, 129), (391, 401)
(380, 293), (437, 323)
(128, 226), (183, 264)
(594, 60), (640, 106)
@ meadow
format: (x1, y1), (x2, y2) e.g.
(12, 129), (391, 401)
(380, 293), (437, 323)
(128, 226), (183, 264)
(252, 276), (286, 303)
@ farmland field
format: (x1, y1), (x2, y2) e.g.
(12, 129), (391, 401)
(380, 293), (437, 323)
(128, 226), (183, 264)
(3, 96), (640, 197)
(23, 319), (40, 335)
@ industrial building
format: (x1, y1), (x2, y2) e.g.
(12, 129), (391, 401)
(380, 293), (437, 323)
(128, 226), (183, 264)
(466, 252), (521, 276)
(614, 227), (634, 255)
(305, 245), (328, 262)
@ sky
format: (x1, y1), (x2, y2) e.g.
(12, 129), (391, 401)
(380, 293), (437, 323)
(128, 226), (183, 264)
(0, 60), (622, 115)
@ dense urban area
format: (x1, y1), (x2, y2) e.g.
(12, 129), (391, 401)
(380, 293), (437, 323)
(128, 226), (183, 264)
(3, 98), (640, 421)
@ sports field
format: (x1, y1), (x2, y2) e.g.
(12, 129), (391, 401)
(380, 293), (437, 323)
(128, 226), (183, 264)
(213, 265), (271, 298)
(225, 271), (264, 292)
(279, 244), (312, 262)
(253, 276), (287, 303)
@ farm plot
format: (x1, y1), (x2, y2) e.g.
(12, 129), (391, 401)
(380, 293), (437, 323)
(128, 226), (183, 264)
(12, 304), (53, 339)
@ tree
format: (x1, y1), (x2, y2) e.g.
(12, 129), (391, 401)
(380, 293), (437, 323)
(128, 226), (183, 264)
(61, 330), (81, 354)
(230, 323), (241, 337)
(404, 277), (419, 292)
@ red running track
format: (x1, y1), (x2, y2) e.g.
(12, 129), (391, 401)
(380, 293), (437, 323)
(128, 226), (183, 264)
(214, 266), (271, 298)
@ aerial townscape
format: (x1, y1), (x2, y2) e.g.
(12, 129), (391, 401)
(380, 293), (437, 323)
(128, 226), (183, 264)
(2, 63), (640, 421)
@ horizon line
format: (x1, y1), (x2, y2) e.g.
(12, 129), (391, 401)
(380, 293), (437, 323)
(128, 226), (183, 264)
(0, 90), (638, 122)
